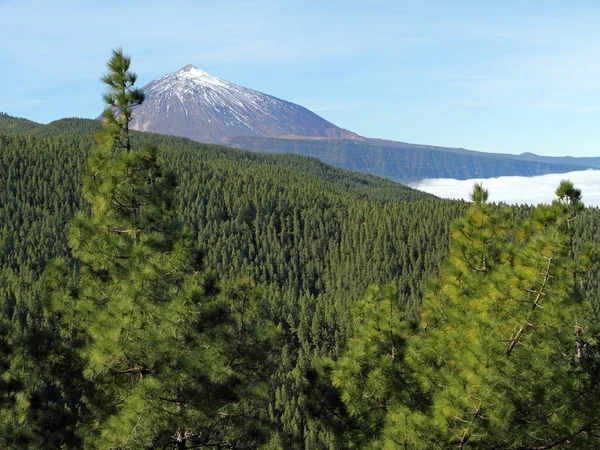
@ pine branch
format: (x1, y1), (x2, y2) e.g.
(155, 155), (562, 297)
(458, 429), (470, 449)
(506, 255), (553, 357)
(110, 366), (151, 377)
(516, 417), (599, 449)
(459, 246), (488, 273)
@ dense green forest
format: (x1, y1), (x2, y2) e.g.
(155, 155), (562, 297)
(0, 115), (464, 447)
(2, 52), (600, 449)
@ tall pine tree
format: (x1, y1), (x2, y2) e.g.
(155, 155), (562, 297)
(40, 49), (276, 449)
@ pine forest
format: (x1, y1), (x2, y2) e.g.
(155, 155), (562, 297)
(1, 50), (600, 449)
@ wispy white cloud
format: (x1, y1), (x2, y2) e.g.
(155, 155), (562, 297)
(0, 0), (429, 71)
(307, 102), (365, 112)
(0, 99), (46, 110)
(421, 14), (600, 113)
(451, 100), (484, 107)
(410, 170), (600, 207)
(537, 101), (600, 114)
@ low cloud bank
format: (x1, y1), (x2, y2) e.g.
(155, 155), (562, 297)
(410, 170), (600, 207)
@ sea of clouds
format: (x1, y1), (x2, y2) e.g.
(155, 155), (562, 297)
(410, 170), (600, 207)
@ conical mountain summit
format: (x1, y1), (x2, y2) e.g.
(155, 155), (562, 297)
(128, 65), (360, 144)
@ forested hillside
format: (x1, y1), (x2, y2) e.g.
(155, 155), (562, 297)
(2, 53), (600, 448)
(0, 110), (465, 447)
(0, 113), (40, 135)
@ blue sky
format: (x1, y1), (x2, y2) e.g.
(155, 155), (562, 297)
(1, 0), (600, 157)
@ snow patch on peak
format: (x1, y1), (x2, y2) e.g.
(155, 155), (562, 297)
(179, 64), (197, 72)
(175, 65), (227, 88)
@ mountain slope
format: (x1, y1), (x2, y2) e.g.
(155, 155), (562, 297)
(127, 65), (360, 144)
(230, 136), (591, 182)
(105, 66), (599, 181)
(366, 137), (600, 168)
(512, 152), (600, 168)
(5, 112), (597, 182)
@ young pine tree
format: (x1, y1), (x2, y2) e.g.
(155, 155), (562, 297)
(304, 285), (418, 449)
(388, 182), (600, 449)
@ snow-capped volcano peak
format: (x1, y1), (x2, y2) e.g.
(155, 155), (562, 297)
(127, 65), (360, 144)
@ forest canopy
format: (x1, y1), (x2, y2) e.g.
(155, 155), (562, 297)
(1, 51), (600, 449)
